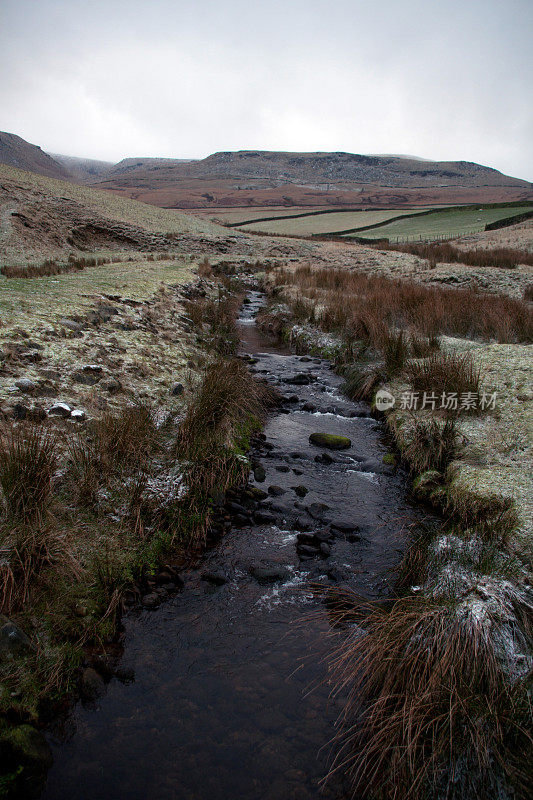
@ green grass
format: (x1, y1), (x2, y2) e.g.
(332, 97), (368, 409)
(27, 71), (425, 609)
(237, 207), (438, 235)
(344, 205), (533, 242)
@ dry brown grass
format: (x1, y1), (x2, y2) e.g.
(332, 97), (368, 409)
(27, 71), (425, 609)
(0, 425), (57, 520)
(0, 425), (81, 613)
(329, 594), (531, 800)
(375, 241), (533, 269)
(274, 265), (533, 343)
(183, 293), (241, 355)
(405, 351), (482, 402)
(401, 416), (459, 473)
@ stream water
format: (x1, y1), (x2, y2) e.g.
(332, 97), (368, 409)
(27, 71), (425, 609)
(41, 292), (426, 800)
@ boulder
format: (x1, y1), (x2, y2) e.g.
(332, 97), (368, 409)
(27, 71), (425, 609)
(284, 373), (316, 385)
(309, 433), (351, 450)
(72, 370), (101, 386)
(141, 592), (161, 609)
(292, 485), (308, 498)
(201, 569), (229, 586)
(82, 364), (103, 374)
(59, 319), (82, 333)
(249, 565), (291, 584)
(0, 617), (35, 660)
(80, 667), (106, 701)
(253, 465), (266, 482)
(47, 402), (71, 418)
(14, 378), (35, 393)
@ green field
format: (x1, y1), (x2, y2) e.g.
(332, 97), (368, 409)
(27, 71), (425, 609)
(343, 205), (533, 242)
(236, 207), (438, 235)
(194, 206), (334, 224)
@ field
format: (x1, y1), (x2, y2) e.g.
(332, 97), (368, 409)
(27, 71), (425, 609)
(217, 203), (533, 241)
(344, 204), (533, 242)
(233, 207), (440, 235)
(190, 206), (336, 224)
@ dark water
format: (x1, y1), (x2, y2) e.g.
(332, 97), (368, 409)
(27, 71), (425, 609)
(41, 292), (423, 800)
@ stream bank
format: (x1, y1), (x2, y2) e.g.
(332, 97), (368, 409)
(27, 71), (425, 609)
(39, 290), (430, 800)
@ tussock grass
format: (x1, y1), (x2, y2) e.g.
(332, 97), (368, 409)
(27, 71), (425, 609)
(184, 293), (240, 355)
(274, 265), (533, 343)
(400, 416), (459, 474)
(376, 240), (533, 270)
(405, 351), (481, 401)
(0, 426), (81, 613)
(341, 363), (386, 401)
(445, 485), (519, 542)
(67, 404), (159, 506)
(0, 426), (57, 520)
(174, 359), (276, 543)
(329, 594), (531, 800)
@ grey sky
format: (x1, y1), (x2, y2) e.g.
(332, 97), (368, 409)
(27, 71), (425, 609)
(1, 0), (532, 179)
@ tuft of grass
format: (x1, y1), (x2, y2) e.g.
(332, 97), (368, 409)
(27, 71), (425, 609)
(401, 416), (459, 474)
(184, 293), (240, 355)
(92, 403), (159, 472)
(405, 351), (481, 403)
(0, 426), (57, 521)
(173, 359), (276, 544)
(341, 363), (386, 401)
(329, 594), (531, 800)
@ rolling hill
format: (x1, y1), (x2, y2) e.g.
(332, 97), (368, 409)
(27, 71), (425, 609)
(0, 164), (247, 265)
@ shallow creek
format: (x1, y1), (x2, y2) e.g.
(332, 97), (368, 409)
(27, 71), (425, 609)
(41, 292), (427, 800)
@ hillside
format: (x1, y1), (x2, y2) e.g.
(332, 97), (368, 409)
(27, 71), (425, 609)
(90, 150), (533, 209)
(0, 131), (71, 180)
(108, 157), (195, 175)
(0, 164), (246, 265)
(50, 153), (114, 181)
(178, 151), (531, 187)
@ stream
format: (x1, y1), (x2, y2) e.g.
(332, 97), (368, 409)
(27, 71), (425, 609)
(40, 291), (427, 800)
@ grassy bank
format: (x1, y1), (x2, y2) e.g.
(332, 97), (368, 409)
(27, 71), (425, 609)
(0, 268), (274, 796)
(258, 262), (532, 799)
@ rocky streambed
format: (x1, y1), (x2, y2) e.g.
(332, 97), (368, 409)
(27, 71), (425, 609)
(40, 291), (430, 800)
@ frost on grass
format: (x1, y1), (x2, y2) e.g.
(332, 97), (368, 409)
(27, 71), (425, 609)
(288, 323), (342, 358)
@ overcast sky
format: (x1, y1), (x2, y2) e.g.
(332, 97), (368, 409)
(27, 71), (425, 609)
(1, 0), (532, 179)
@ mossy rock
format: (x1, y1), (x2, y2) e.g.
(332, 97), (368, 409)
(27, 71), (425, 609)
(412, 470), (443, 500)
(382, 453), (396, 466)
(0, 724), (52, 769)
(309, 432), (351, 450)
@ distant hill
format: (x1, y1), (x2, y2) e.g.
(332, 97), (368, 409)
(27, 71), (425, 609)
(49, 153), (114, 181)
(108, 157), (195, 176)
(2, 132), (531, 210)
(0, 131), (71, 180)
(90, 150), (533, 209)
